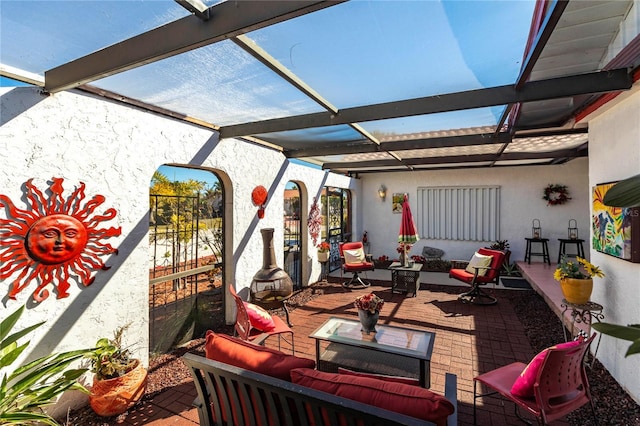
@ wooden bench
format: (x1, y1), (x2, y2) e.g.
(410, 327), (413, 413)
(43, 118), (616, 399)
(183, 352), (457, 426)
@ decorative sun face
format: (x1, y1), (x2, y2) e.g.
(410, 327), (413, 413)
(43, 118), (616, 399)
(0, 178), (121, 302)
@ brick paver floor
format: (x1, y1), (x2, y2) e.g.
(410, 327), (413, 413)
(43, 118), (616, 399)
(118, 270), (577, 425)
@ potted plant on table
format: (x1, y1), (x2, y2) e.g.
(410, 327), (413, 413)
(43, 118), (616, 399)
(354, 293), (385, 334)
(554, 255), (605, 304)
(86, 324), (147, 417)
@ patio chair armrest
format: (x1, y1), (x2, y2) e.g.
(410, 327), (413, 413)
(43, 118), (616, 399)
(450, 259), (469, 269)
(444, 373), (458, 426)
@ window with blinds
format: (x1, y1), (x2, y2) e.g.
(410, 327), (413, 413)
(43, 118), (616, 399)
(416, 186), (500, 242)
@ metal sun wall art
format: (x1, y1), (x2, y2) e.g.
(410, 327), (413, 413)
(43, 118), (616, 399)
(0, 178), (121, 302)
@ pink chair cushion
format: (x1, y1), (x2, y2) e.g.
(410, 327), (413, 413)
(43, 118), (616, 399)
(511, 340), (581, 398)
(243, 301), (275, 331)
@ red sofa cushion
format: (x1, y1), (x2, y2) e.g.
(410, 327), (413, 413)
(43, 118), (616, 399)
(511, 340), (581, 398)
(290, 368), (454, 426)
(337, 367), (420, 386)
(204, 331), (315, 381)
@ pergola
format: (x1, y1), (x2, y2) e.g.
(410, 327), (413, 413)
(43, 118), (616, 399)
(2, 0), (638, 174)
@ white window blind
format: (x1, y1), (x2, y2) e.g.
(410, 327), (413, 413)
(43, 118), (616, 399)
(417, 186), (500, 242)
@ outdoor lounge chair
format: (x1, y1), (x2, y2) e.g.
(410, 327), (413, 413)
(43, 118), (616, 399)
(229, 285), (294, 353)
(473, 334), (597, 425)
(339, 241), (375, 288)
(449, 248), (505, 305)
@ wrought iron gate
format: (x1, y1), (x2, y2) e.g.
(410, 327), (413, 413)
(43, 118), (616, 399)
(283, 183), (302, 289)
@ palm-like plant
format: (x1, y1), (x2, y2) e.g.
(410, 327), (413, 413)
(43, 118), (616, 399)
(0, 305), (92, 425)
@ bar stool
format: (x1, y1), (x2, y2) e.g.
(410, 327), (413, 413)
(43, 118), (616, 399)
(524, 237), (550, 265)
(557, 238), (586, 264)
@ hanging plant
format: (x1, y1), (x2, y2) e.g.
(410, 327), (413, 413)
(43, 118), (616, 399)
(308, 197), (322, 247)
(543, 184), (571, 206)
(251, 185), (268, 218)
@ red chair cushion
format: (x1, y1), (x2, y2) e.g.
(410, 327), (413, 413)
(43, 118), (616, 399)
(511, 340), (581, 397)
(243, 302), (276, 331)
(290, 368), (454, 426)
(204, 331), (315, 381)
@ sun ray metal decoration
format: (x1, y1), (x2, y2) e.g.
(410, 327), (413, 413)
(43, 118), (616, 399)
(0, 178), (121, 302)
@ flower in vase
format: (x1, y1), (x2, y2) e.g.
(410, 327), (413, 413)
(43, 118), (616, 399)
(354, 293), (384, 314)
(554, 255), (605, 281)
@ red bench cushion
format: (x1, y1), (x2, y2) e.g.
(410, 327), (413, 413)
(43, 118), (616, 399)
(205, 331), (315, 381)
(291, 368), (454, 426)
(337, 367), (420, 386)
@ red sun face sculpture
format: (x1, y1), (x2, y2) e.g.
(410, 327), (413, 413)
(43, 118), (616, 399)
(0, 178), (121, 302)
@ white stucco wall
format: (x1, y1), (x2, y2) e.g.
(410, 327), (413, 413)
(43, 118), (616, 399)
(0, 87), (356, 412)
(360, 160), (590, 264)
(586, 84), (640, 403)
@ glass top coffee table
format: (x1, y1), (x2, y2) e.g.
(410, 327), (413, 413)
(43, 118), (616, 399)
(309, 316), (435, 388)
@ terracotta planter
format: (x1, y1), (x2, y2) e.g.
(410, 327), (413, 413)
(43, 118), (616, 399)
(89, 360), (148, 417)
(560, 278), (593, 304)
(317, 251), (329, 262)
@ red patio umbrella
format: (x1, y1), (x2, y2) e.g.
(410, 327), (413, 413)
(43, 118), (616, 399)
(398, 194), (419, 265)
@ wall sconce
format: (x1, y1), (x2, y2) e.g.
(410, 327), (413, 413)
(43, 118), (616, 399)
(378, 185), (387, 201)
(532, 218), (541, 239)
(568, 219), (578, 239)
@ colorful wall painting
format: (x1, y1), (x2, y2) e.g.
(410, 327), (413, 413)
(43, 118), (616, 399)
(592, 182), (640, 263)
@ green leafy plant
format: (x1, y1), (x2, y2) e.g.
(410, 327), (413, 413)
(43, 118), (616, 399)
(0, 305), (91, 425)
(489, 240), (510, 250)
(553, 255), (605, 281)
(86, 324), (137, 380)
(501, 262), (521, 277)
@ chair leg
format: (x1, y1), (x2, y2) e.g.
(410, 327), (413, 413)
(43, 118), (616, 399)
(458, 283), (497, 305)
(589, 397), (598, 426)
(342, 271), (371, 288)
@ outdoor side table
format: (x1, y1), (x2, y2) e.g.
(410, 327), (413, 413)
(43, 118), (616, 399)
(524, 237), (550, 265)
(557, 238), (585, 264)
(561, 299), (604, 367)
(389, 262), (422, 297)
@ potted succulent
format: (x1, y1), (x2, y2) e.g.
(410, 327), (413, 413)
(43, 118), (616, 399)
(86, 325), (147, 417)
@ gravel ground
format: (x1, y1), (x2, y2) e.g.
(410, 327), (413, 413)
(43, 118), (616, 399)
(65, 280), (640, 425)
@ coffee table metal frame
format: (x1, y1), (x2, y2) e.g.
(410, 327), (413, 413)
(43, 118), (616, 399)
(309, 316), (435, 388)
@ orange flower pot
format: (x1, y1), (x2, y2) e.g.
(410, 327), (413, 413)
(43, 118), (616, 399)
(560, 278), (593, 304)
(89, 360), (147, 417)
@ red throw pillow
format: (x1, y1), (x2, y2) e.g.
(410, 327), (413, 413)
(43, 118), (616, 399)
(337, 367), (420, 386)
(243, 301), (275, 331)
(511, 340), (581, 398)
(204, 331), (315, 381)
(290, 368), (454, 426)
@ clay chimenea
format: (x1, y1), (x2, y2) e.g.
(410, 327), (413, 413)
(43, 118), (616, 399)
(250, 228), (293, 325)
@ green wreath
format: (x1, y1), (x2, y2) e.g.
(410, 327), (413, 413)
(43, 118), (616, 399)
(543, 184), (571, 206)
